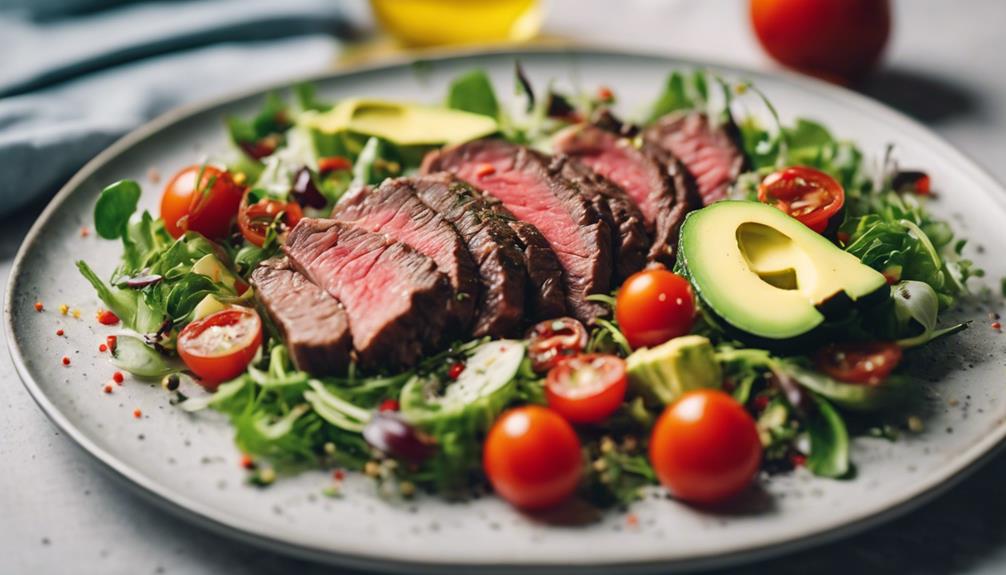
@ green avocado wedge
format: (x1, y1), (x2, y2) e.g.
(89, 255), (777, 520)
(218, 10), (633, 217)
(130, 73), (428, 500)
(304, 98), (499, 147)
(676, 201), (888, 345)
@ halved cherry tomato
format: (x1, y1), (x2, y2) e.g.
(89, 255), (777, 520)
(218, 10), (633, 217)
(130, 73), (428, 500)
(177, 307), (262, 390)
(483, 406), (582, 510)
(526, 317), (588, 373)
(546, 354), (627, 424)
(161, 165), (245, 240)
(758, 166), (845, 233)
(615, 269), (695, 350)
(650, 389), (762, 505)
(813, 341), (902, 386)
(237, 191), (304, 247)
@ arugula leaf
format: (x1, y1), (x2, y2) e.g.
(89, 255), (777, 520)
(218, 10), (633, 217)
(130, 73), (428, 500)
(94, 180), (141, 240)
(644, 70), (711, 124)
(446, 69), (500, 118)
(77, 260), (139, 327)
(109, 334), (177, 378)
(891, 280), (969, 347)
(294, 82), (331, 113)
(806, 394), (851, 478)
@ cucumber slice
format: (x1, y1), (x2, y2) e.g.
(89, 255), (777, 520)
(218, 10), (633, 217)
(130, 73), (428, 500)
(401, 339), (525, 427)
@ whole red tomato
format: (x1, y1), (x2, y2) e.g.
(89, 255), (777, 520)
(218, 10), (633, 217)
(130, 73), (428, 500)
(750, 0), (891, 84)
(483, 406), (582, 510)
(161, 165), (245, 240)
(650, 389), (762, 505)
(615, 269), (695, 350)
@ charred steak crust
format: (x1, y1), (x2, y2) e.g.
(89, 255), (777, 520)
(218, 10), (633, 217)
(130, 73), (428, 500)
(331, 178), (478, 336)
(283, 218), (451, 369)
(553, 122), (695, 267)
(251, 258), (352, 376)
(423, 139), (611, 322)
(642, 111), (747, 205)
(551, 155), (649, 282)
(505, 218), (568, 320)
(410, 173), (528, 337)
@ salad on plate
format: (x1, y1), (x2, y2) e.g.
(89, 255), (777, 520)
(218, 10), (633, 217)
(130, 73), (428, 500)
(77, 64), (980, 511)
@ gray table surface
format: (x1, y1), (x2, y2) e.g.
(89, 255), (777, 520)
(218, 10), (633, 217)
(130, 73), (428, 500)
(4, 1), (1006, 573)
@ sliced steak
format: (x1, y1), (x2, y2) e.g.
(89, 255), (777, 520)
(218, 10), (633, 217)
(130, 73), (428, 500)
(643, 111), (746, 204)
(423, 139), (611, 322)
(284, 218), (451, 369)
(553, 123), (700, 266)
(331, 178), (478, 336)
(411, 172), (566, 330)
(551, 155), (649, 282)
(505, 218), (567, 320)
(251, 258), (351, 376)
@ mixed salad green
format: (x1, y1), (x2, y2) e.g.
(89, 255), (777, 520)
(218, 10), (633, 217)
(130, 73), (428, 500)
(78, 66), (979, 510)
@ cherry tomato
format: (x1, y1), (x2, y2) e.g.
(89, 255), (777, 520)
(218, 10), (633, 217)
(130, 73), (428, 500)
(526, 317), (588, 373)
(758, 166), (845, 233)
(483, 406), (582, 510)
(177, 307), (262, 389)
(813, 341), (902, 386)
(237, 192), (304, 247)
(615, 269), (695, 350)
(318, 156), (353, 174)
(650, 389), (762, 505)
(750, 0), (890, 84)
(161, 165), (245, 240)
(546, 354), (627, 424)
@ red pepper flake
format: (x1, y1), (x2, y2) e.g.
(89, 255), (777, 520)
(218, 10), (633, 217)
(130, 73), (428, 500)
(597, 86), (614, 102)
(99, 343), (108, 353)
(791, 453), (807, 467)
(55, 329), (64, 337)
(753, 395), (770, 411)
(103, 384), (113, 394)
(239, 454), (256, 470)
(448, 362), (465, 380)
(133, 409), (142, 419)
(96, 309), (120, 326)
(61, 356), (71, 366)
(318, 156), (353, 174)
(625, 513), (639, 527)
(113, 371), (124, 384)
(378, 398), (400, 412)
(106, 336), (117, 353)
(80, 226), (90, 237)
(475, 163), (496, 178)
(34, 301), (45, 312)
(993, 321), (1002, 332)
(332, 469), (346, 481)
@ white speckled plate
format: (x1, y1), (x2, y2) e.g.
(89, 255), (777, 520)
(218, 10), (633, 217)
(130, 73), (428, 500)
(7, 48), (1006, 574)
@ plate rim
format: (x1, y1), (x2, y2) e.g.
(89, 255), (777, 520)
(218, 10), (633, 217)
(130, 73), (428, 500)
(7, 44), (1006, 573)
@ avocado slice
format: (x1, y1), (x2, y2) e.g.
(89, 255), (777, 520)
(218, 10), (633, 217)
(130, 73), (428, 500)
(626, 335), (722, 405)
(305, 98), (498, 147)
(677, 201), (888, 343)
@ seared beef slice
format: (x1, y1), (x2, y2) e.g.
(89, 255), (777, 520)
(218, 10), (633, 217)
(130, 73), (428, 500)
(251, 258), (352, 376)
(551, 155), (649, 282)
(332, 178), (478, 336)
(284, 218), (451, 368)
(643, 111), (746, 205)
(424, 140), (611, 322)
(553, 123), (700, 266)
(410, 173), (529, 336)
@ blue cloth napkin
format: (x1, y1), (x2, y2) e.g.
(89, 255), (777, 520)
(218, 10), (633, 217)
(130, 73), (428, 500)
(0, 0), (351, 216)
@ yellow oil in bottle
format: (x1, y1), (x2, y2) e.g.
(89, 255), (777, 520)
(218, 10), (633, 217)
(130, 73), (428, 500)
(370, 0), (543, 47)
